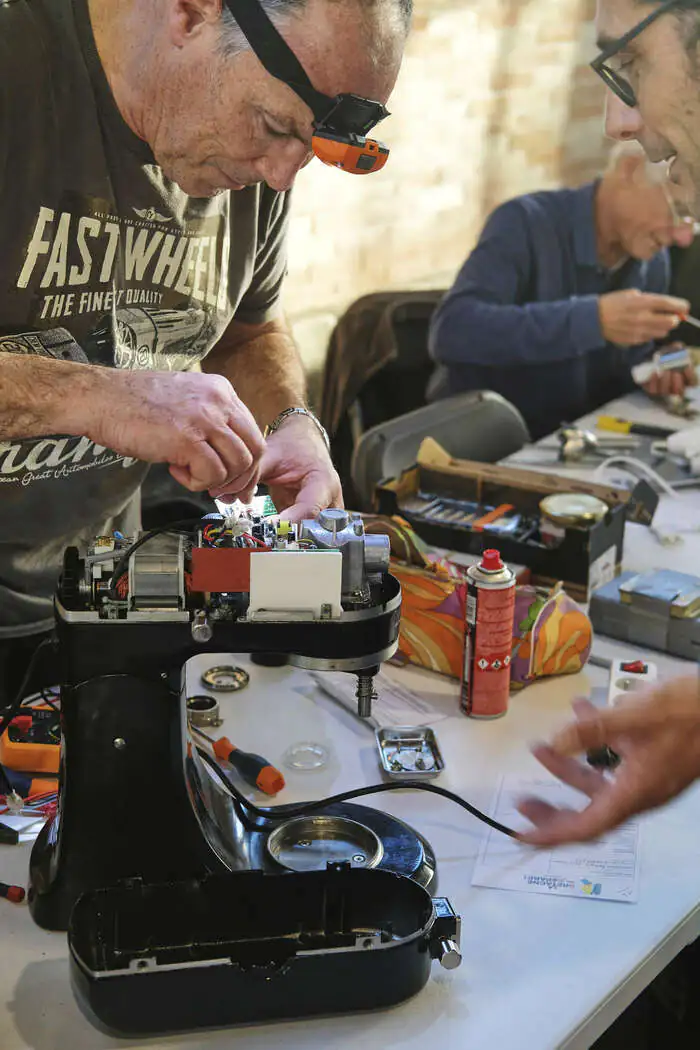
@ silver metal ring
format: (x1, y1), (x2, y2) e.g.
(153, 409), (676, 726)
(201, 665), (250, 692)
(288, 642), (397, 673)
(186, 695), (222, 727)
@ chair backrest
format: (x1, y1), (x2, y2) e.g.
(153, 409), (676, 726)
(355, 298), (440, 432)
(350, 390), (531, 510)
(322, 291), (444, 507)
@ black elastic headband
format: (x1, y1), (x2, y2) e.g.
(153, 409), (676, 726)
(222, 0), (389, 136)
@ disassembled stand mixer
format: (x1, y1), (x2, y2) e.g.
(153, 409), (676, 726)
(27, 506), (461, 1034)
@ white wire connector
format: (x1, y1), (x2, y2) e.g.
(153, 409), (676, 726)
(592, 456), (679, 498)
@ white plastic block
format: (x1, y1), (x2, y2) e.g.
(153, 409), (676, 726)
(248, 550), (343, 620)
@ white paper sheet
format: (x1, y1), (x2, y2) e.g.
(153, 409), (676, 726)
(650, 494), (700, 540)
(310, 668), (452, 729)
(472, 775), (640, 903)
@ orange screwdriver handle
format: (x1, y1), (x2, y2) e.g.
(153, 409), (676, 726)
(213, 736), (285, 796)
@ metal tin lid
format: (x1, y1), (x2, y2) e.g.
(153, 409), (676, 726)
(539, 493), (609, 527)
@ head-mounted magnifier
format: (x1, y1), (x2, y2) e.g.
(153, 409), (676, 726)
(223, 0), (391, 174)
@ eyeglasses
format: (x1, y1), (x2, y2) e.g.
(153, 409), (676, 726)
(590, 0), (697, 108)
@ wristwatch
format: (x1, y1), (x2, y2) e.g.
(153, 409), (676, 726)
(263, 406), (330, 450)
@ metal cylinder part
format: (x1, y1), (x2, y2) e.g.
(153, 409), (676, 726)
(355, 674), (377, 719)
(438, 939), (462, 970)
(191, 610), (213, 644)
(186, 695), (222, 727)
(317, 508), (350, 534)
(363, 533), (391, 574)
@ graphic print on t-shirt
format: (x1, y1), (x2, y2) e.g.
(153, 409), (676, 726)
(4, 190), (233, 491)
(15, 191), (231, 369)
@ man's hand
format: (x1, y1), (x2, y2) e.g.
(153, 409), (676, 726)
(599, 289), (690, 346)
(86, 369), (265, 500)
(643, 344), (698, 397)
(253, 414), (343, 521)
(517, 675), (700, 846)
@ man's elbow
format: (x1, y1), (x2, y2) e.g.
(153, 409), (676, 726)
(429, 301), (476, 365)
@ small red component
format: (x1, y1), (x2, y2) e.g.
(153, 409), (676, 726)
(620, 660), (648, 675)
(481, 549), (504, 571)
(0, 883), (25, 904)
(190, 548), (259, 593)
(11, 716), (32, 734)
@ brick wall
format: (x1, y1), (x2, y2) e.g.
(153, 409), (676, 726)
(284, 0), (609, 343)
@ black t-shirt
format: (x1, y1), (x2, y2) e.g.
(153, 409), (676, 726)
(0, 0), (291, 636)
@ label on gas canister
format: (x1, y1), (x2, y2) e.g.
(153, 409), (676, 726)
(461, 569), (516, 719)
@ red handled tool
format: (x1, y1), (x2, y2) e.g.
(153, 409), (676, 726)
(0, 882), (25, 903)
(212, 737), (285, 797)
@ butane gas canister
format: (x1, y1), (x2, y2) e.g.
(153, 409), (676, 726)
(460, 549), (516, 719)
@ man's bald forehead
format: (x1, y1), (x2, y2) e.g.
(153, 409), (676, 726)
(219, 0), (410, 73)
(286, 0), (405, 96)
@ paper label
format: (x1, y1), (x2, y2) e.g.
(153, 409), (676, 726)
(589, 544), (617, 595)
(472, 775), (640, 903)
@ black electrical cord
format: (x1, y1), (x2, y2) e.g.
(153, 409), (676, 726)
(0, 640), (53, 741)
(0, 639), (54, 797)
(189, 723), (215, 746)
(195, 746), (517, 839)
(107, 517), (206, 598)
(37, 689), (60, 715)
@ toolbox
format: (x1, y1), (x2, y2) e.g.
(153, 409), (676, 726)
(375, 457), (655, 601)
(69, 866), (460, 1035)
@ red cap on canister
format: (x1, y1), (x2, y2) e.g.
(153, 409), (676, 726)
(480, 549), (503, 572)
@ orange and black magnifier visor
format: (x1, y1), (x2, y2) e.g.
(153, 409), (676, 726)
(223, 0), (390, 174)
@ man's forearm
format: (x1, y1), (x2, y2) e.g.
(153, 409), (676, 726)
(201, 319), (307, 429)
(0, 352), (96, 439)
(430, 294), (603, 367)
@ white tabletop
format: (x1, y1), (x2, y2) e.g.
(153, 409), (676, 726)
(2, 393), (700, 1050)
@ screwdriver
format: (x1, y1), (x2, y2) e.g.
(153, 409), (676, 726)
(597, 415), (675, 439)
(212, 736), (286, 796)
(0, 881), (25, 903)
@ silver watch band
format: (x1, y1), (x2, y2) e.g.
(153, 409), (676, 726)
(263, 406), (330, 450)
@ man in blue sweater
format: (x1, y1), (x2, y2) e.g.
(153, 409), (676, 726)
(427, 147), (695, 439)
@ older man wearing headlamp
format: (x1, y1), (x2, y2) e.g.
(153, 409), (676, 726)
(0, 0), (407, 697)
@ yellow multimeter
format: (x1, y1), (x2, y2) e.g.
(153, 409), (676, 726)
(0, 706), (60, 775)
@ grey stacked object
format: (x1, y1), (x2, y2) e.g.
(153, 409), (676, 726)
(589, 570), (700, 660)
(350, 390), (531, 510)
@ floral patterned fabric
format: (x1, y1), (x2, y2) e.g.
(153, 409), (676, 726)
(364, 516), (592, 686)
